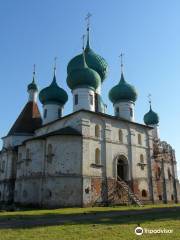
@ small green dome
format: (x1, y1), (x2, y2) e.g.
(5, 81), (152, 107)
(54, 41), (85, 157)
(27, 77), (38, 91)
(109, 73), (138, 104)
(39, 74), (68, 105)
(144, 106), (159, 125)
(67, 38), (108, 82)
(67, 53), (101, 90)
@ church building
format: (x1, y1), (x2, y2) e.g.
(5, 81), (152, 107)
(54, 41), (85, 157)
(0, 22), (179, 207)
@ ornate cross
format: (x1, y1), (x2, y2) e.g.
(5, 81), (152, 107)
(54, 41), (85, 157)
(85, 12), (92, 29)
(119, 53), (125, 73)
(54, 57), (57, 70)
(148, 94), (152, 105)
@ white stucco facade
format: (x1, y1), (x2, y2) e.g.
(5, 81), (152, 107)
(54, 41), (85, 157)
(0, 109), (178, 207)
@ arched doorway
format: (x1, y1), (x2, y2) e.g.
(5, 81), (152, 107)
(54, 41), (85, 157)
(116, 155), (129, 181)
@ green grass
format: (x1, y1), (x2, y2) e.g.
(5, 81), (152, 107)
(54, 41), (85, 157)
(0, 204), (179, 240)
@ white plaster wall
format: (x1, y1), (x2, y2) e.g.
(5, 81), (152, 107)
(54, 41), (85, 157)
(45, 135), (82, 175)
(3, 135), (33, 148)
(73, 88), (95, 112)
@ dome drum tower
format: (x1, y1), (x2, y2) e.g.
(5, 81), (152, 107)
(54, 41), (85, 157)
(109, 72), (138, 122)
(114, 100), (135, 121)
(39, 68), (68, 125)
(27, 67), (38, 103)
(144, 102), (159, 139)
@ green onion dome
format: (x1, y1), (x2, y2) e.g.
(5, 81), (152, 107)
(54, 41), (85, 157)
(144, 105), (159, 125)
(66, 52), (101, 90)
(109, 73), (138, 104)
(27, 77), (38, 91)
(39, 73), (68, 105)
(67, 35), (108, 82)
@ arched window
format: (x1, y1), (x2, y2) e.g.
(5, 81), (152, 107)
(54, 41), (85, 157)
(159, 195), (162, 200)
(116, 107), (119, 116)
(130, 108), (133, 117)
(58, 108), (62, 118)
(138, 134), (142, 145)
(47, 144), (53, 162)
(23, 190), (27, 198)
(168, 168), (171, 180)
(44, 109), (47, 118)
(89, 94), (93, 105)
(95, 125), (100, 138)
(74, 94), (78, 105)
(26, 149), (30, 160)
(119, 130), (123, 142)
(2, 161), (5, 173)
(95, 148), (100, 165)
(142, 189), (147, 197)
(156, 166), (161, 179)
(171, 194), (174, 201)
(140, 154), (144, 163)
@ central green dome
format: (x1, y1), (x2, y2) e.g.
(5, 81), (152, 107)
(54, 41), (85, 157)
(67, 34), (108, 82)
(67, 52), (101, 90)
(144, 106), (159, 125)
(109, 73), (138, 104)
(39, 73), (68, 105)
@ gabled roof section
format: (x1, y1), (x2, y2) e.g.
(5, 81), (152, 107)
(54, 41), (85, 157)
(23, 126), (82, 143)
(8, 102), (42, 136)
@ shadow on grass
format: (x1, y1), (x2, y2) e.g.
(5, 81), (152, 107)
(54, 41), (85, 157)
(0, 206), (179, 229)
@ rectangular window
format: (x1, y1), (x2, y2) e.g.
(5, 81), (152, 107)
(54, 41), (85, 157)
(75, 94), (78, 105)
(89, 94), (93, 105)
(44, 109), (47, 118)
(130, 108), (133, 117)
(58, 108), (62, 118)
(116, 107), (119, 116)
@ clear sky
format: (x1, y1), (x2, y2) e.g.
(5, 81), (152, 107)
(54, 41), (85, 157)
(0, 0), (179, 177)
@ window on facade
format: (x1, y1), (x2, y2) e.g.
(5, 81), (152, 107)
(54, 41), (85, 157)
(44, 109), (47, 119)
(156, 167), (161, 179)
(142, 189), (147, 197)
(95, 148), (101, 165)
(47, 144), (53, 162)
(1, 161), (5, 173)
(168, 168), (171, 180)
(58, 108), (62, 118)
(138, 134), (142, 145)
(115, 107), (119, 116)
(159, 195), (162, 200)
(140, 154), (144, 163)
(130, 107), (133, 117)
(75, 94), (78, 105)
(26, 149), (30, 160)
(18, 153), (22, 161)
(95, 125), (100, 138)
(119, 130), (123, 142)
(23, 190), (27, 198)
(89, 94), (93, 105)
(171, 194), (174, 201)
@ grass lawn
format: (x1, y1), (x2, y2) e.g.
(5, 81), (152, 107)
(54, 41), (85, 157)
(0, 204), (179, 240)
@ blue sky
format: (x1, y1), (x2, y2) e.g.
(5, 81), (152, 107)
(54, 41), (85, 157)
(0, 0), (180, 177)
